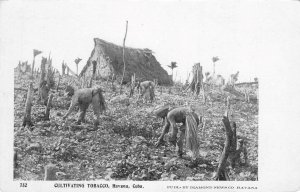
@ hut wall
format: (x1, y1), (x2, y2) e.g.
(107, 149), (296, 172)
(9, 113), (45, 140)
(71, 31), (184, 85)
(84, 45), (114, 80)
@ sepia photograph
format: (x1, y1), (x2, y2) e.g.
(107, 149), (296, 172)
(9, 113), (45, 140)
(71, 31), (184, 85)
(1, 0), (300, 191)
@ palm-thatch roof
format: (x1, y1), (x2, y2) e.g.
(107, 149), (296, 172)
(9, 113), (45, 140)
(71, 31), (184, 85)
(80, 38), (171, 85)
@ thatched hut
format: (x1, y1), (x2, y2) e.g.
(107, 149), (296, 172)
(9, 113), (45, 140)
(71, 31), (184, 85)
(80, 38), (171, 85)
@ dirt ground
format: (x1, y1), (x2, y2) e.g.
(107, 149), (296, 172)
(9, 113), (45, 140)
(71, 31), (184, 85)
(14, 72), (258, 181)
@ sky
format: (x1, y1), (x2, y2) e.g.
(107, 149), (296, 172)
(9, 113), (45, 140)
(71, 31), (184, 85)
(1, 0), (300, 83)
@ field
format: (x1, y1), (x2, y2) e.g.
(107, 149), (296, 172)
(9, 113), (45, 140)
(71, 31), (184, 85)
(14, 71), (258, 181)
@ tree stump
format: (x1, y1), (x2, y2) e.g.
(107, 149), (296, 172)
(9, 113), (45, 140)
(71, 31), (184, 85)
(38, 58), (48, 104)
(215, 111), (233, 180)
(44, 93), (54, 120)
(22, 83), (33, 128)
(215, 111), (247, 180)
(186, 63), (204, 99)
(38, 57), (56, 104)
(62, 62), (66, 75)
(46, 58), (55, 89)
(40, 57), (46, 83)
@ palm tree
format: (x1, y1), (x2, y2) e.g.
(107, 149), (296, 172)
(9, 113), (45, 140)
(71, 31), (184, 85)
(32, 49), (42, 76)
(168, 61), (178, 82)
(74, 57), (82, 76)
(212, 56), (219, 76)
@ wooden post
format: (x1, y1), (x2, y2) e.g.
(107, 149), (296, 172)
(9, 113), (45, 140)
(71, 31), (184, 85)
(120, 21), (128, 94)
(44, 93), (53, 120)
(22, 83), (33, 128)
